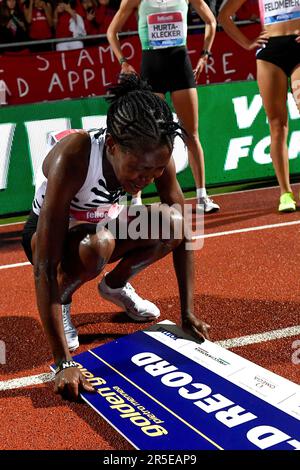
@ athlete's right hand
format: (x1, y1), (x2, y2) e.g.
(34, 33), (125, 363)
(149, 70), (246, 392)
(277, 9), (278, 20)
(247, 31), (269, 50)
(54, 367), (95, 401)
(120, 62), (137, 75)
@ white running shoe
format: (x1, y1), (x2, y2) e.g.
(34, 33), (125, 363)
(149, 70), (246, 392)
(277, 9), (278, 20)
(197, 196), (220, 213)
(62, 303), (79, 352)
(98, 277), (160, 322)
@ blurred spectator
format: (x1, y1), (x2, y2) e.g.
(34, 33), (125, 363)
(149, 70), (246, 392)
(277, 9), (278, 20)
(79, 0), (99, 35)
(207, 0), (223, 17)
(120, 1), (136, 32)
(53, 0), (86, 50)
(188, 3), (204, 33)
(235, 0), (259, 21)
(0, 0), (28, 45)
(24, 0), (53, 50)
(95, 0), (116, 34)
(0, 0), (259, 55)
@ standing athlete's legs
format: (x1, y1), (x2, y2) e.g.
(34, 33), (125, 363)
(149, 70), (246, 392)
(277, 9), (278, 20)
(171, 88), (219, 213)
(171, 88), (204, 189)
(257, 60), (294, 212)
(131, 92), (166, 206)
(291, 65), (300, 113)
(291, 64), (300, 205)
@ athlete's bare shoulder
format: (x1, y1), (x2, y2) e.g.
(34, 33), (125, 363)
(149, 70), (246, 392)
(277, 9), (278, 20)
(43, 131), (91, 177)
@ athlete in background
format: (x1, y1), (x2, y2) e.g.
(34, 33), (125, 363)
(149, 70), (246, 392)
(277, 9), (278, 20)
(107, 0), (220, 213)
(219, 0), (300, 213)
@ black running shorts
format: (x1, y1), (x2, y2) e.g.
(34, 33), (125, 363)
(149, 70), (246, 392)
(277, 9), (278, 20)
(256, 35), (300, 77)
(141, 46), (196, 94)
(22, 210), (39, 265)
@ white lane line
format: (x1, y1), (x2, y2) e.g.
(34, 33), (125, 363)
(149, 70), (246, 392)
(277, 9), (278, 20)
(0, 325), (299, 392)
(0, 221), (25, 228)
(1, 219), (300, 271)
(186, 183), (294, 199)
(210, 185), (279, 197)
(0, 372), (54, 391)
(0, 261), (30, 270)
(217, 325), (300, 349)
(193, 219), (300, 240)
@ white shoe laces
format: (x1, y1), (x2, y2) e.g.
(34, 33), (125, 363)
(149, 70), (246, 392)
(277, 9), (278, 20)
(121, 283), (136, 299)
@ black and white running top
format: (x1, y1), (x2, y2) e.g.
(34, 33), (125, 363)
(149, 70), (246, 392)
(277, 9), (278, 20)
(32, 129), (126, 225)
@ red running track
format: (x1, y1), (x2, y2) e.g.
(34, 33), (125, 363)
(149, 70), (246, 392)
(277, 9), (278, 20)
(0, 186), (299, 449)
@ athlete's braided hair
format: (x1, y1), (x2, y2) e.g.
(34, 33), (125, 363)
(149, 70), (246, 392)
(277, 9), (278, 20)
(106, 74), (184, 152)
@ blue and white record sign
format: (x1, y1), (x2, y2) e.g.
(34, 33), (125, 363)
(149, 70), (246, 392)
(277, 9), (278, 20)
(54, 321), (300, 450)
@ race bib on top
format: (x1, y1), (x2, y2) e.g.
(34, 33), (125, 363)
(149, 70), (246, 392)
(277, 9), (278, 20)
(70, 203), (124, 225)
(147, 11), (185, 48)
(262, 0), (300, 24)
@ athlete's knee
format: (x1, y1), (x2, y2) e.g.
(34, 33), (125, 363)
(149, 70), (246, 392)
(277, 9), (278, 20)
(268, 116), (288, 136)
(79, 228), (115, 274)
(294, 97), (300, 114)
(185, 129), (200, 145)
(92, 228), (115, 261)
(292, 79), (300, 111)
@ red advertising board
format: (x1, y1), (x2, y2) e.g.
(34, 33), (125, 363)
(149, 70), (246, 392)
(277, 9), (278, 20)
(0, 24), (260, 105)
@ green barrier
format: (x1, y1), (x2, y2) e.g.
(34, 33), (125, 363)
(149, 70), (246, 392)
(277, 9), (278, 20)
(198, 81), (300, 186)
(0, 97), (109, 216)
(1, 81), (299, 216)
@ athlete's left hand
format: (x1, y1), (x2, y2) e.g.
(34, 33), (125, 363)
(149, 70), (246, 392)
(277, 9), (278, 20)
(193, 55), (208, 82)
(182, 312), (210, 341)
(295, 36), (300, 43)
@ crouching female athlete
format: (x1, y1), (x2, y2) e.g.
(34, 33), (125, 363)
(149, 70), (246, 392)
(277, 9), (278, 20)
(22, 75), (210, 401)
